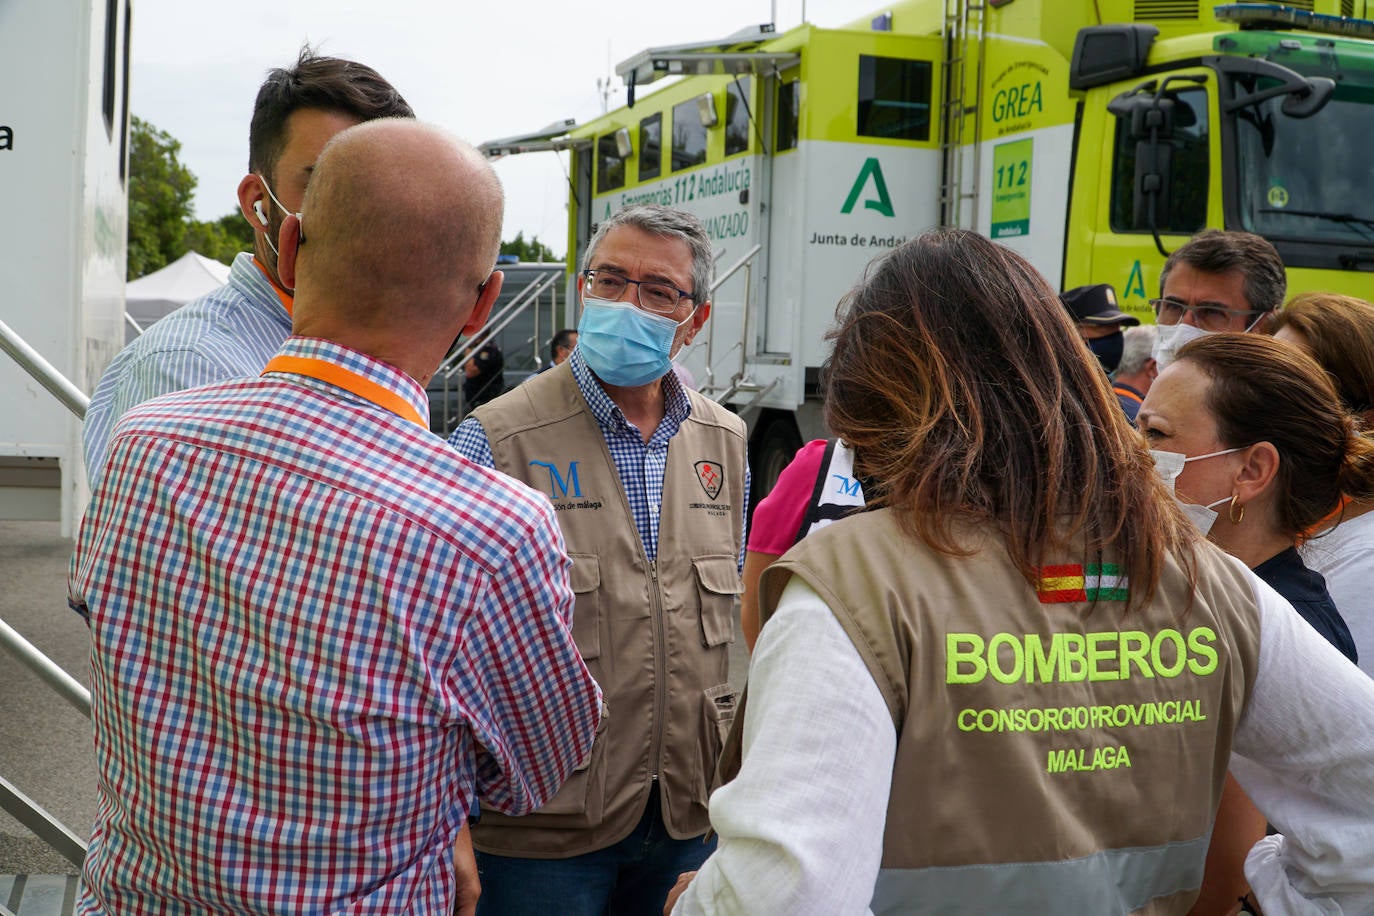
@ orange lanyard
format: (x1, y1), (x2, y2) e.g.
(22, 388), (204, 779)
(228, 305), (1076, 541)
(262, 355), (427, 429)
(1301, 493), (1355, 543)
(253, 257), (295, 317)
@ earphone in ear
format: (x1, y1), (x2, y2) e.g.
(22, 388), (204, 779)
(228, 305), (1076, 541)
(253, 200), (269, 226)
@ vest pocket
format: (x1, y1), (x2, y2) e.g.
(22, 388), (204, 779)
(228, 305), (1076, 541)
(696, 684), (738, 799)
(693, 555), (742, 647)
(486, 702), (610, 825)
(568, 553), (602, 660)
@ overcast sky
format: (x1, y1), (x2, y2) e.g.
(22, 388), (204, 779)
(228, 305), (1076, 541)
(130, 0), (874, 255)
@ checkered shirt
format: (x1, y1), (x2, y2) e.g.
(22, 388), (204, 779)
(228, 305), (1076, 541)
(69, 336), (602, 914)
(449, 347), (748, 566)
(83, 252), (293, 490)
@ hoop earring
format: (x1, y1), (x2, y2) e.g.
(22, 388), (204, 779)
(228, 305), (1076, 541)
(1228, 495), (1245, 525)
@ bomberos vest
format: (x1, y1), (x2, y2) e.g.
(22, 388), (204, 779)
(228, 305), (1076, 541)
(471, 362), (746, 857)
(758, 509), (1262, 914)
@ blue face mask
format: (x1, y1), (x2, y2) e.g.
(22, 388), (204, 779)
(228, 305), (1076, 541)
(577, 297), (692, 387)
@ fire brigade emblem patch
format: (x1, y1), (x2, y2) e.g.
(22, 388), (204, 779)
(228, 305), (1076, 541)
(694, 460), (724, 501)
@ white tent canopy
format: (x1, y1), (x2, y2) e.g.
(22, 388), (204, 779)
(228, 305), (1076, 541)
(124, 251), (231, 341)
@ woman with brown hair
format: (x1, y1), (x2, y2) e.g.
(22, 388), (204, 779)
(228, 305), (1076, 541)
(1137, 333), (1369, 915)
(665, 229), (1374, 916)
(1137, 333), (1362, 661)
(1272, 292), (1374, 678)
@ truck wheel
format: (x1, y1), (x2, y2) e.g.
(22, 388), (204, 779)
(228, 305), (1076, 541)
(750, 416), (802, 513)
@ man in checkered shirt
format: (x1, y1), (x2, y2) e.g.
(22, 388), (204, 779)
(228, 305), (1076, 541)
(68, 119), (601, 914)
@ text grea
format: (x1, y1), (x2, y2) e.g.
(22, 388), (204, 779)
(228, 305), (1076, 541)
(946, 627), (1219, 685)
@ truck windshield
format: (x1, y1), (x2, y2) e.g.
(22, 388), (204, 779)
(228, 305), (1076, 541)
(1227, 41), (1374, 245)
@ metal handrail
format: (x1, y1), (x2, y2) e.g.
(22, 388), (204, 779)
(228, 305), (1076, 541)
(437, 269), (562, 383)
(0, 319), (92, 867)
(438, 269), (562, 430)
(124, 313), (145, 338)
(0, 619), (91, 717)
(695, 244), (762, 397)
(0, 318), (89, 420)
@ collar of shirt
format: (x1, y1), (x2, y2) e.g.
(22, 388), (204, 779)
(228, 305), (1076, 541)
(569, 347), (692, 444)
(224, 252), (294, 334)
(263, 336), (431, 428)
(251, 255), (295, 317)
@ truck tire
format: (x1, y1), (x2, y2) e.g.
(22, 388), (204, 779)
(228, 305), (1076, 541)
(750, 415), (802, 516)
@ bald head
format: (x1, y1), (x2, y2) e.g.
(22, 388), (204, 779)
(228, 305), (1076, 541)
(285, 119), (504, 337)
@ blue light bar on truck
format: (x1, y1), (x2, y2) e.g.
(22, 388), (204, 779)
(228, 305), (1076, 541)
(1216, 4), (1374, 39)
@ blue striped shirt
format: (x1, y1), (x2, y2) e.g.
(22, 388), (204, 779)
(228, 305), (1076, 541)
(449, 347), (748, 566)
(83, 252), (291, 488)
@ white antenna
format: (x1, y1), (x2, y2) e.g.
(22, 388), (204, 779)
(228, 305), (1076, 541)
(596, 41), (616, 114)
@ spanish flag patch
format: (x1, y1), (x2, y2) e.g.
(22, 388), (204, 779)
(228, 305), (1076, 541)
(1035, 564), (1129, 603)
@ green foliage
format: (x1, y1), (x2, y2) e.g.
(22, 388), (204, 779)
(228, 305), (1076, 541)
(127, 116), (251, 279)
(500, 232), (562, 264)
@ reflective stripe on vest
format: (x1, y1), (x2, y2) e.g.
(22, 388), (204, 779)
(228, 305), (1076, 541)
(868, 833), (1209, 915)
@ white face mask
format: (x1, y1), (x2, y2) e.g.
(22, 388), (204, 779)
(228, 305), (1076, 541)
(1149, 446), (1244, 533)
(1150, 311), (1267, 371)
(1151, 322), (1212, 372)
(1178, 495), (1232, 534)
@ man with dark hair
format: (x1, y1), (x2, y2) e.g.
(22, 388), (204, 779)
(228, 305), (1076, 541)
(549, 328), (578, 368)
(1151, 229), (1287, 370)
(71, 119), (602, 915)
(83, 48), (414, 486)
(450, 204), (749, 915)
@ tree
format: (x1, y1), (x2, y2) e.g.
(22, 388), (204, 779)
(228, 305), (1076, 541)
(500, 232), (562, 263)
(127, 116), (197, 279)
(127, 116), (253, 279)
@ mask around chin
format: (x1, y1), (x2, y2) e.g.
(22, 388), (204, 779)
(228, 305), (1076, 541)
(1176, 495), (1230, 534)
(1151, 322), (1213, 372)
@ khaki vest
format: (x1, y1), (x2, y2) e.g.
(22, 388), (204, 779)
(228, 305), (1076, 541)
(757, 510), (1262, 915)
(471, 363), (746, 858)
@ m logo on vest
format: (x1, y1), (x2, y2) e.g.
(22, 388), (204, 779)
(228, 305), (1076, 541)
(695, 460), (724, 500)
(530, 460), (582, 498)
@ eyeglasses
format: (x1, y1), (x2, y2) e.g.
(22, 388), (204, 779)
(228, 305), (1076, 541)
(582, 270), (695, 314)
(1150, 298), (1255, 332)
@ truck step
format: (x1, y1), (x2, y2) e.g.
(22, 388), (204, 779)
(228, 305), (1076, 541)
(0, 875), (80, 916)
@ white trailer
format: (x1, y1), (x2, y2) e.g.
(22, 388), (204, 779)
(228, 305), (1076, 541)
(0, 1), (130, 535)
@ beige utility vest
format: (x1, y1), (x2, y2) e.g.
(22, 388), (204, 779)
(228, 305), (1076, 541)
(471, 363), (746, 858)
(759, 510), (1263, 915)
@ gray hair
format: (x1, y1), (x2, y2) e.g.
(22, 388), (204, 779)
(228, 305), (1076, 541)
(1117, 325), (1157, 377)
(581, 205), (714, 305)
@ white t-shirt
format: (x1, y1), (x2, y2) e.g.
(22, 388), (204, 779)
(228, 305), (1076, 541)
(674, 558), (1374, 916)
(1300, 508), (1374, 678)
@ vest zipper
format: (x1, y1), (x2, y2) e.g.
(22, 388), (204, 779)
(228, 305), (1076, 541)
(648, 558), (667, 784)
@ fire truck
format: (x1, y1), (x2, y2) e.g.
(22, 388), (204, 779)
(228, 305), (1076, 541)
(482, 0), (1374, 500)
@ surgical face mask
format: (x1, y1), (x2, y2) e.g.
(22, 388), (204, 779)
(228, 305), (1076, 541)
(577, 297), (694, 388)
(1151, 322), (1212, 372)
(1149, 446), (1244, 533)
(1148, 446), (1244, 493)
(1151, 310), (1266, 371)
(1178, 495), (1232, 534)
(1087, 331), (1124, 375)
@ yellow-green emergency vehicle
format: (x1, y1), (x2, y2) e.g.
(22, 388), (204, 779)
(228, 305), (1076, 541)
(483, 0), (1374, 498)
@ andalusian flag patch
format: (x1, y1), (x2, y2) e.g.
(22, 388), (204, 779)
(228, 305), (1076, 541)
(1035, 564), (1129, 603)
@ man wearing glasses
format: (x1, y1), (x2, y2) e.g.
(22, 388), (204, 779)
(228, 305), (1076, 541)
(449, 204), (749, 915)
(1150, 229), (1287, 370)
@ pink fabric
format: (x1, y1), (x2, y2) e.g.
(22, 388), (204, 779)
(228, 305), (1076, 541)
(747, 439), (828, 555)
